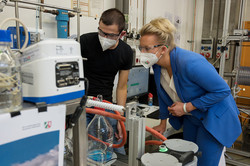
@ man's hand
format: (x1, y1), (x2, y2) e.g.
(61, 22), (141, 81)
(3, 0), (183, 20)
(115, 121), (123, 142)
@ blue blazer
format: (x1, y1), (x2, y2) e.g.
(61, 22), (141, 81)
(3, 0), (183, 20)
(153, 47), (242, 147)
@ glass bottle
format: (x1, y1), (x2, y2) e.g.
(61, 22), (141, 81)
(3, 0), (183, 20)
(87, 110), (114, 164)
(0, 30), (22, 114)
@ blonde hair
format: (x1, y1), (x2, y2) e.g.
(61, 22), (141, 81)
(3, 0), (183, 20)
(140, 18), (176, 51)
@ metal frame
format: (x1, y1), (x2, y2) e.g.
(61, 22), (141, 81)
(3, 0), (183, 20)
(219, 0), (231, 77)
(126, 102), (146, 166)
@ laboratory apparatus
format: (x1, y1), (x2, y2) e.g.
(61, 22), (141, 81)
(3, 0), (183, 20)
(216, 39), (229, 59)
(141, 139), (199, 166)
(20, 39), (85, 104)
(7, 26), (31, 49)
(200, 38), (213, 59)
(87, 114), (114, 165)
(0, 30), (22, 113)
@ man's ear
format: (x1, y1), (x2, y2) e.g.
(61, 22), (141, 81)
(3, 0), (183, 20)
(120, 31), (126, 39)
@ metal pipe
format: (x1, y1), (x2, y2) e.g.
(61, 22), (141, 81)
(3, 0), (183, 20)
(39, 0), (44, 29)
(219, 0), (231, 77)
(76, 0), (80, 42)
(15, 1), (20, 49)
(224, 72), (236, 77)
(209, 0), (215, 38)
(10, 0), (79, 13)
(234, 0), (246, 85)
(6, 2), (37, 10)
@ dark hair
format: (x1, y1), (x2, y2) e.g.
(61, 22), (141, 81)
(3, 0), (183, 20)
(100, 8), (125, 33)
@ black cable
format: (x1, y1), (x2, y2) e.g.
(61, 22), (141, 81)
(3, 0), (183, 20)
(66, 77), (89, 130)
(79, 77), (89, 96)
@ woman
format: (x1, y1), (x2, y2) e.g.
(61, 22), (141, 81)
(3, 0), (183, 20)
(139, 18), (241, 166)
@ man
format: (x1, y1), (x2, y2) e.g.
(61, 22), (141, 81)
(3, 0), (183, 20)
(80, 8), (133, 154)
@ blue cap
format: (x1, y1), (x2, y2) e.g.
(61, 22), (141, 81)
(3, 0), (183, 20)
(0, 30), (12, 42)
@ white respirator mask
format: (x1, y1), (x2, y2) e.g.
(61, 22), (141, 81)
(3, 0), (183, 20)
(140, 47), (163, 68)
(98, 35), (118, 51)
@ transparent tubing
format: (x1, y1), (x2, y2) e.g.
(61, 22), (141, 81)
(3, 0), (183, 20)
(0, 17), (29, 52)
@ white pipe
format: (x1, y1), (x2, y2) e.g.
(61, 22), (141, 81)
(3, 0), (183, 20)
(86, 99), (125, 113)
(0, 17), (29, 52)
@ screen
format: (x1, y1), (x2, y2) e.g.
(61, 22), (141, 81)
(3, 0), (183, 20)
(127, 66), (149, 99)
(201, 39), (212, 44)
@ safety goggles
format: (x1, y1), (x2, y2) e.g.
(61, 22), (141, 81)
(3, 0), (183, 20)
(138, 44), (163, 52)
(98, 27), (120, 40)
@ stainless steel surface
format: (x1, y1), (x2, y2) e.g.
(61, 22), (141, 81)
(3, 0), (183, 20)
(73, 107), (87, 166)
(219, 0), (231, 77)
(10, 0), (79, 12)
(39, 0), (43, 29)
(7, 2), (37, 11)
(76, 0), (80, 42)
(226, 148), (250, 157)
(15, 1), (20, 49)
(227, 35), (250, 41)
(226, 158), (250, 166)
(224, 72), (236, 77)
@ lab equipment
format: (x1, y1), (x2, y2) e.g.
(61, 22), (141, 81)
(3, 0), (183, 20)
(20, 39), (85, 104)
(200, 38), (213, 59)
(127, 66), (149, 99)
(56, 10), (69, 38)
(0, 30), (22, 113)
(7, 26), (31, 49)
(87, 114), (114, 164)
(216, 39), (229, 59)
(141, 139), (199, 166)
(237, 66), (250, 86)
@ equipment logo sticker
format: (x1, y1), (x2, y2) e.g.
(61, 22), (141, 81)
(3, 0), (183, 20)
(44, 121), (52, 129)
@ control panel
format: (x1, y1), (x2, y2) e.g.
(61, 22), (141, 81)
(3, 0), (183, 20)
(200, 38), (213, 59)
(216, 39), (229, 59)
(55, 61), (80, 88)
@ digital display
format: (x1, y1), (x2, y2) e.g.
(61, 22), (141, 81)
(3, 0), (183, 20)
(201, 40), (212, 44)
(127, 66), (149, 99)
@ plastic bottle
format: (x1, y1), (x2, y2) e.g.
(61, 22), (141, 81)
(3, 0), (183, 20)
(0, 30), (22, 114)
(87, 95), (114, 165)
(148, 93), (153, 106)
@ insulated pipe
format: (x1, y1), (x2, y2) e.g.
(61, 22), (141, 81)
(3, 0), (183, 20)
(86, 108), (167, 142)
(145, 140), (163, 146)
(86, 108), (126, 148)
(146, 126), (167, 141)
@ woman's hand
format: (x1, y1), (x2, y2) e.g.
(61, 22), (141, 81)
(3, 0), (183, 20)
(168, 102), (185, 117)
(153, 119), (167, 134)
(168, 102), (196, 116)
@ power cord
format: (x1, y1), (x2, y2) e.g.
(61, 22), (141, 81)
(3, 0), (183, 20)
(66, 77), (89, 130)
